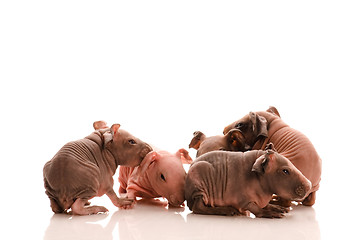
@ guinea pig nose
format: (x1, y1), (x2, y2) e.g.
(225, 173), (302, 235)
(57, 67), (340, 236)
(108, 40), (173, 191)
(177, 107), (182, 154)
(169, 195), (184, 206)
(295, 185), (306, 198)
(145, 144), (153, 152)
(140, 145), (152, 159)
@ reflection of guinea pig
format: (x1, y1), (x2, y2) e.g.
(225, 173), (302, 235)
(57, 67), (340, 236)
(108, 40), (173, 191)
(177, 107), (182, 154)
(186, 205), (320, 239)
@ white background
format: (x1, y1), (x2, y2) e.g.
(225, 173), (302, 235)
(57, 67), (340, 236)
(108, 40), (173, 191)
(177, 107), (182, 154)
(1, 1), (360, 239)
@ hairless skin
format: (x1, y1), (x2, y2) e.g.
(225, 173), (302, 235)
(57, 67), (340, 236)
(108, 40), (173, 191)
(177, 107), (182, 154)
(185, 144), (312, 218)
(223, 107), (322, 206)
(43, 121), (152, 215)
(118, 149), (192, 207)
(92, 122), (193, 207)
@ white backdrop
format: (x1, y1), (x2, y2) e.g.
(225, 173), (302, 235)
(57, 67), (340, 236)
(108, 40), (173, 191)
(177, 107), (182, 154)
(1, 1), (360, 239)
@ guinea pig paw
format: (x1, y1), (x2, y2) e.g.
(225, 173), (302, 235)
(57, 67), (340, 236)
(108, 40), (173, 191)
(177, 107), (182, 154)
(120, 203), (135, 210)
(270, 196), (292, 207)
(117, 198), (135, 209)
(223, 207), (242, 216)
(266, 204), (290, 214)
(96, 206), (109, 214)
(258, 210), (284, 218)
(258, 208), (285, 218)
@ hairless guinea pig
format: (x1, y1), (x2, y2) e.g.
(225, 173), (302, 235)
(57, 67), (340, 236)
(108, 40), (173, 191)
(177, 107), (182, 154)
(43, 121), (152, 215)
(189, 129), (249, 157)
(93, 122), (193, 207)
(185, 144), (312, 218)
(223, 106), (322, 207)
(118, 149), (192, 207)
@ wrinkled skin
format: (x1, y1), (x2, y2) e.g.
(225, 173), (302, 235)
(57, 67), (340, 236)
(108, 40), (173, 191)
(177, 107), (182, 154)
(189, 129), (248, 157)
(43, 121), (152, 215)
(223, 106), (322, 206)
(185, 144), (312, 218)
(118, 149), (193, 207)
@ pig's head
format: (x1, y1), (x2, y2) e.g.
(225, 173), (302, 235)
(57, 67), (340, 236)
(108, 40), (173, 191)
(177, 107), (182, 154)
(137, 149), (193, 206)
(93, 121), (152, 168)
(252, 144), (312, 201)
(189, 130), (248, 157)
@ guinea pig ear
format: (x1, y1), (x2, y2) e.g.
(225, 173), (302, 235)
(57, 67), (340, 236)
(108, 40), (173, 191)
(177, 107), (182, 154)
(137, 151), (160, 175)
(176, 148), (193, 164)
(252, 155), (268, 174)
(189, 131), (206, 150)
(110, 124), (121, 137)
(252, 152), (274, 175)
(264, 143), (277, 152)
(267, 106), (281, 118)
(252, 150), (277, 174)
(93, 120), (109, 130)
(249, 112), (268, 138)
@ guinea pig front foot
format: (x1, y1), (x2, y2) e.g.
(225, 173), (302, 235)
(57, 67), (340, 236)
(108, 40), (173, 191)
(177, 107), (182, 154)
(259, 204), (290, 218)
(270, 195), (292, 207)
(117, 197), (135, 209)
(247, 202), (289, 218)
(107, 189), (135, 209)
(264, 204), (289, 213)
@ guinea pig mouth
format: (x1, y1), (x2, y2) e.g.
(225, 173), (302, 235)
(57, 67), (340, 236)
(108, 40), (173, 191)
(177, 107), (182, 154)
(168, 195), (185, 207)
(140, 145), (153, 161)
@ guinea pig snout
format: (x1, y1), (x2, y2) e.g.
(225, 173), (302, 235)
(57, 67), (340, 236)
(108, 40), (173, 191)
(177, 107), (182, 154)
(295, 185), (306, 198)
(140, 144), (153, 160)
(295, 180), (312, 198)
(169, 194), (185, 207)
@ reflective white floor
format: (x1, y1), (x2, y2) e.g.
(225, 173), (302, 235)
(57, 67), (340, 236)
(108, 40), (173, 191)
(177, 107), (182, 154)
(43, 200), (320, 240)
(1, 136), (360, 240)
(2, 162), (359, 240)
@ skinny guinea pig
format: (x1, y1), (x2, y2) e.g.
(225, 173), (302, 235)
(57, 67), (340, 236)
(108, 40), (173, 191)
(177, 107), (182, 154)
(92, 122), (193, 207)
(189, 129), (249, 157)
(43, 121), (152, 215)
(185, 144), (311, 218)
(118, 149), (193, 207)
(223, 106), (322, 206)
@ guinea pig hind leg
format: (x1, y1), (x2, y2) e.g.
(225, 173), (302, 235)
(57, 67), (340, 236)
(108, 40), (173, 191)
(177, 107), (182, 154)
(49, 198), (64, 213)
(71, 198), (108, 215)
(191, 197), (241, 216)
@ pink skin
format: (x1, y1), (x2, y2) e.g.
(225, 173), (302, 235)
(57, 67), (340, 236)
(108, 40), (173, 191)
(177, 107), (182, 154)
(92, 121), (193, 207)
(118, 149), (193, 207)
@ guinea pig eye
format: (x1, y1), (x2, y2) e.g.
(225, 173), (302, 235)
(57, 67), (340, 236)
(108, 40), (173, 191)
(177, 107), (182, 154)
(219, 148), (226, 151)
(128, 139), (136, 145)
(235, 122), (245, 130)
(282, 169), (290, 175)
(160, 174), (166, 182)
